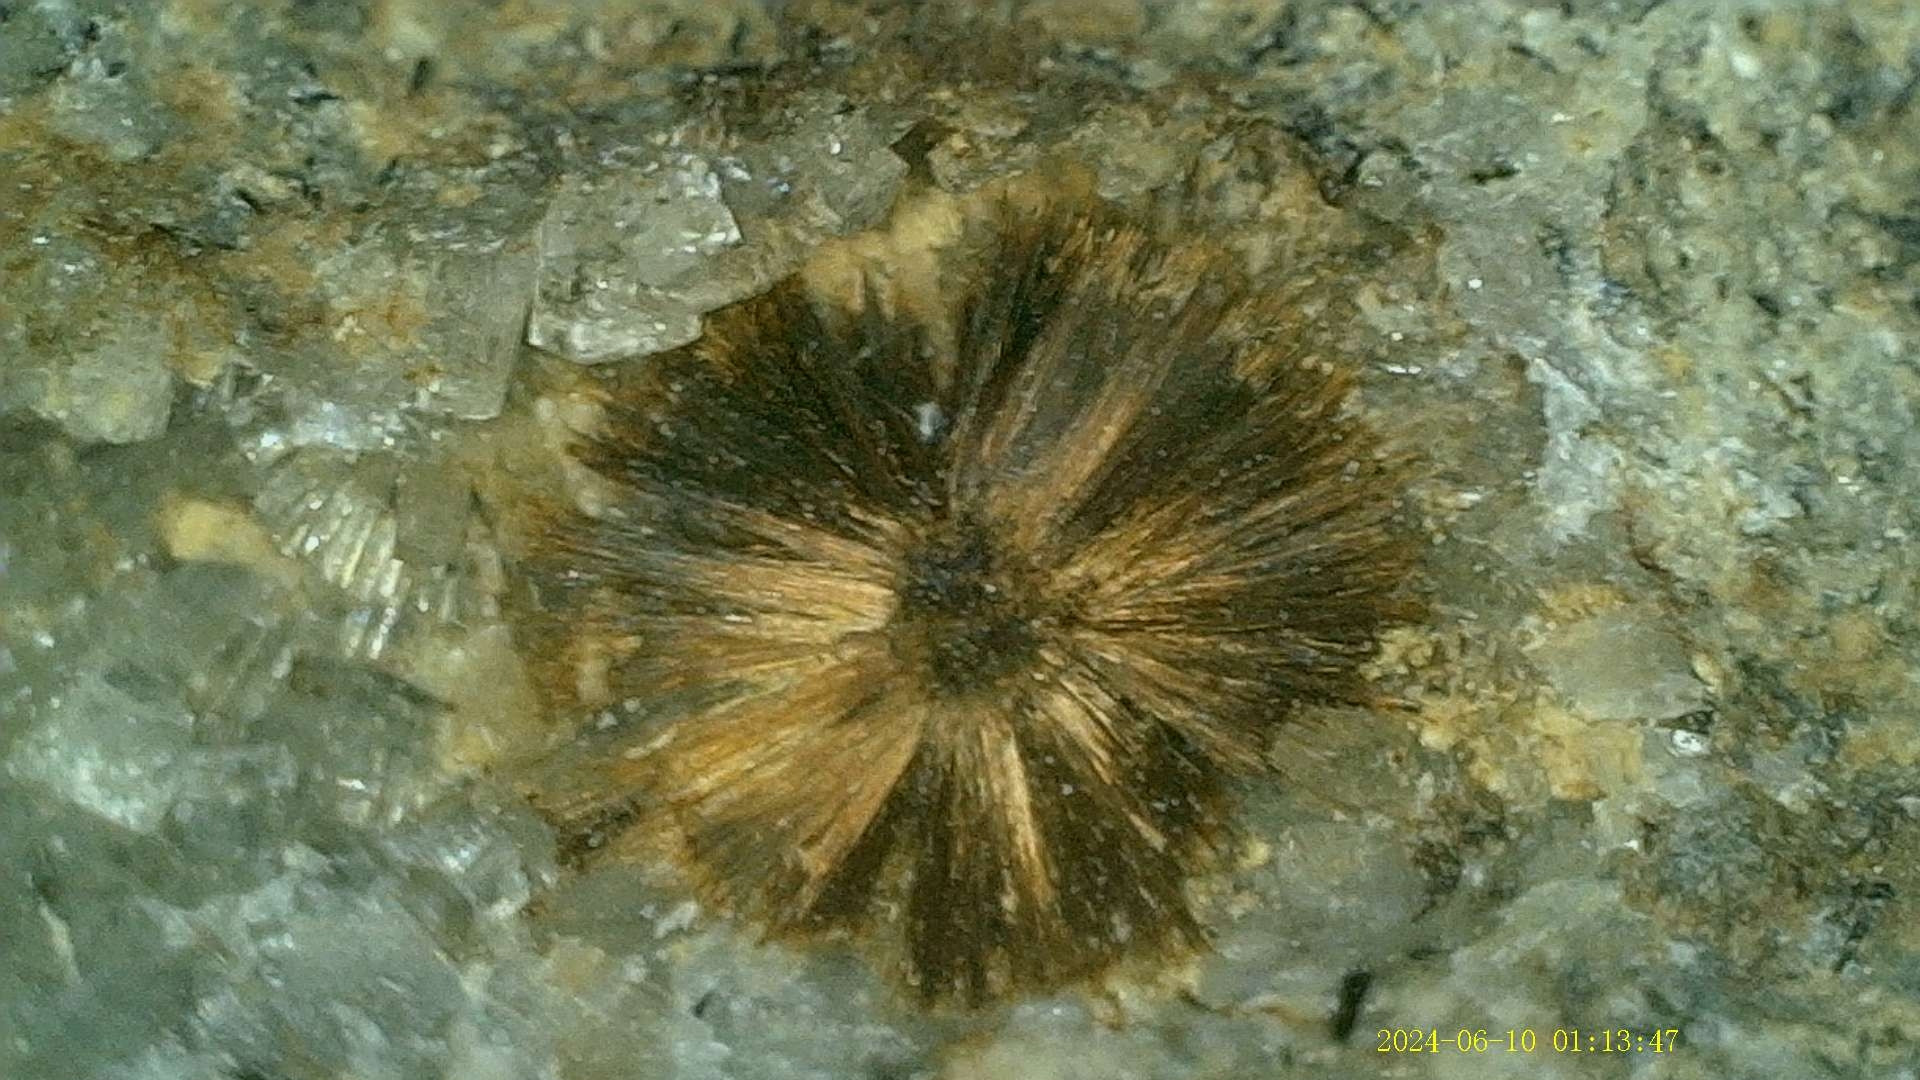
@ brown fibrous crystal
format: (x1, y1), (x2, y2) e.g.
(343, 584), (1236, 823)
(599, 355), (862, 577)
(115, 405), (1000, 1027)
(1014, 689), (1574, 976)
(515, 184), (1420, 1007)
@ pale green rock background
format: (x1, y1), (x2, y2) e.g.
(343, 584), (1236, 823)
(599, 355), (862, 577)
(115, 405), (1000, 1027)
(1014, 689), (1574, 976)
(2, 2), (1917, 1078)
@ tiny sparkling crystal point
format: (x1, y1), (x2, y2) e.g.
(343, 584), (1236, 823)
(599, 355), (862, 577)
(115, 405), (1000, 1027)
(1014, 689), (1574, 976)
(518, 190), (1417, 1007)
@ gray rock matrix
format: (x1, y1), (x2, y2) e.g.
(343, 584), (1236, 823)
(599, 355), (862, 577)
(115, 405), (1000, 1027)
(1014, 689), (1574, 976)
(1, 2), (1916, 1078)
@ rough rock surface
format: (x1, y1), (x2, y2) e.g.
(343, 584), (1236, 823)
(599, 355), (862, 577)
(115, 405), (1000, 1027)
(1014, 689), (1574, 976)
(2, 2), (1917, 1078)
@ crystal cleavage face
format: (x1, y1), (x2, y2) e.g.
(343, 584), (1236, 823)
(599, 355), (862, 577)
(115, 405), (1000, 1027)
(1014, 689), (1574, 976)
(514, 185), (1419, 1007)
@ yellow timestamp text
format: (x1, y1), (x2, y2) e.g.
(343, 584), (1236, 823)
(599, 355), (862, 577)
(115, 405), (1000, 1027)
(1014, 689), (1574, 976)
(1376, 1028), (1683, 1054)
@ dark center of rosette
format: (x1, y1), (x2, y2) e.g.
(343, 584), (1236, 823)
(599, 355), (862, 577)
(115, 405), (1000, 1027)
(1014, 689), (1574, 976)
(890, 519), (1048, 696)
